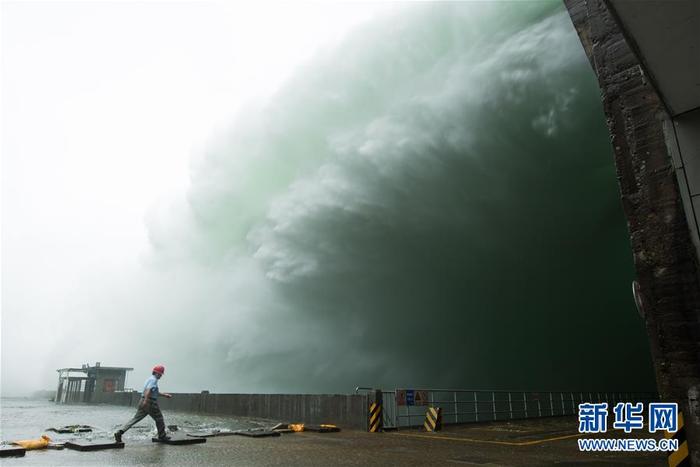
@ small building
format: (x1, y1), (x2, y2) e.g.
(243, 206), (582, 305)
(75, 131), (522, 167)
(55, 362), (133, 404)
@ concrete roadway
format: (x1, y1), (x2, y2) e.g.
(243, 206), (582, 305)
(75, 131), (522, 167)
(1, 417), (666, 466)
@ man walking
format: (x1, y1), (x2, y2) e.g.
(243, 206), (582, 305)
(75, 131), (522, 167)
(114, 364), (172, 442)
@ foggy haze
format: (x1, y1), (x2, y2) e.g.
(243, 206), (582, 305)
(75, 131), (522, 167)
(1, 1), (655, 396)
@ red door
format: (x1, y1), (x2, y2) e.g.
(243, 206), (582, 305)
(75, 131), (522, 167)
(103, 379), (115, 393)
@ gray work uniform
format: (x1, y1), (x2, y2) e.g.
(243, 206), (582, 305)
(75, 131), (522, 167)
(117, 375), (166, 438)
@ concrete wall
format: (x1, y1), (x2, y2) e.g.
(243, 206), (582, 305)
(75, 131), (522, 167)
(665, 108), (700, 259)
(99, 390), (137, 407)
(565, 0), (700, 463)
(100, 391), (369, 430)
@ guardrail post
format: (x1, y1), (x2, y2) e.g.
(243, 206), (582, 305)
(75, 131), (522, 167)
(523, 392), (528, 418)
(492, 392), (496, 421)
(454, 392), (458, 424)
(474, 392), (479, 422)
(508, 392), (513, 419)
(368, 389), (383, 433)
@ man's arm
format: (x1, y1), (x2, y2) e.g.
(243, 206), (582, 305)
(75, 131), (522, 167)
(141, 388), (151, 407)
(161, 392), (172, 399)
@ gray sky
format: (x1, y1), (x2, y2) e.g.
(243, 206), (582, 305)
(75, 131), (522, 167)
(1, 0), (389, 395)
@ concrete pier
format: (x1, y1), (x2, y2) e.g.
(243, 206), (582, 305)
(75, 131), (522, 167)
(565, 1), (700, 464)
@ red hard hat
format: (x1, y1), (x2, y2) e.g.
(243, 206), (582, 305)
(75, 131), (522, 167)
(152, 365), (165, 375)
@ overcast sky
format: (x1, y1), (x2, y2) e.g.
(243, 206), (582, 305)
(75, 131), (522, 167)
(1, 1), (390, 395)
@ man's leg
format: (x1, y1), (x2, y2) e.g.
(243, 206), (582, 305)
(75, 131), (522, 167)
(115, 403), (148, 441)
(149, 402), (167, 439)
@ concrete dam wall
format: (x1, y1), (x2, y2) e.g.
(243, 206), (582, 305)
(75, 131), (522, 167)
(99, 391), (369, 430)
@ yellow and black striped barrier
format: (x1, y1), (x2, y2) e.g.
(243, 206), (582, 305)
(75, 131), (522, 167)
(664, 412), (690, 467)
(424, 406), (442, 432)
(665, 411), (689, 467)
(368, 402), (382, 432)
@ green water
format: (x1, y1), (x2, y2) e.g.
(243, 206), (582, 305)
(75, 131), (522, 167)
(145, 2), (655, 393)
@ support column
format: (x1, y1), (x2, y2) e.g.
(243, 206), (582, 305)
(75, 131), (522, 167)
(564, 0), (700, 464)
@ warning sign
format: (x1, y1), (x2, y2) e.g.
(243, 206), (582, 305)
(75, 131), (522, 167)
(396, 390), (407, 406)
(396, 389), (428, 406)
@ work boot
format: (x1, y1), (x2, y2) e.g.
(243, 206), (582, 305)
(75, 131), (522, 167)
(157, 434), (171, 441)
(114, 431), (122, 443)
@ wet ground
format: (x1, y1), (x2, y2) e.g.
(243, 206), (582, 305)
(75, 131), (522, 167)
(1, 407), (666, 466)
(0, 398), (264, 443)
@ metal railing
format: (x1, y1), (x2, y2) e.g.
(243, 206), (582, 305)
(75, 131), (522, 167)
(380, 389), (658, 429)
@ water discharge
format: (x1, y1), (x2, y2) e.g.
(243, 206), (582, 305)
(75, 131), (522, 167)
(115, 2), (654, 393)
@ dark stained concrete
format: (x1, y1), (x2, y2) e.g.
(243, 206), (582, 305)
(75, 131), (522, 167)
(565, 0), (700, 464)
